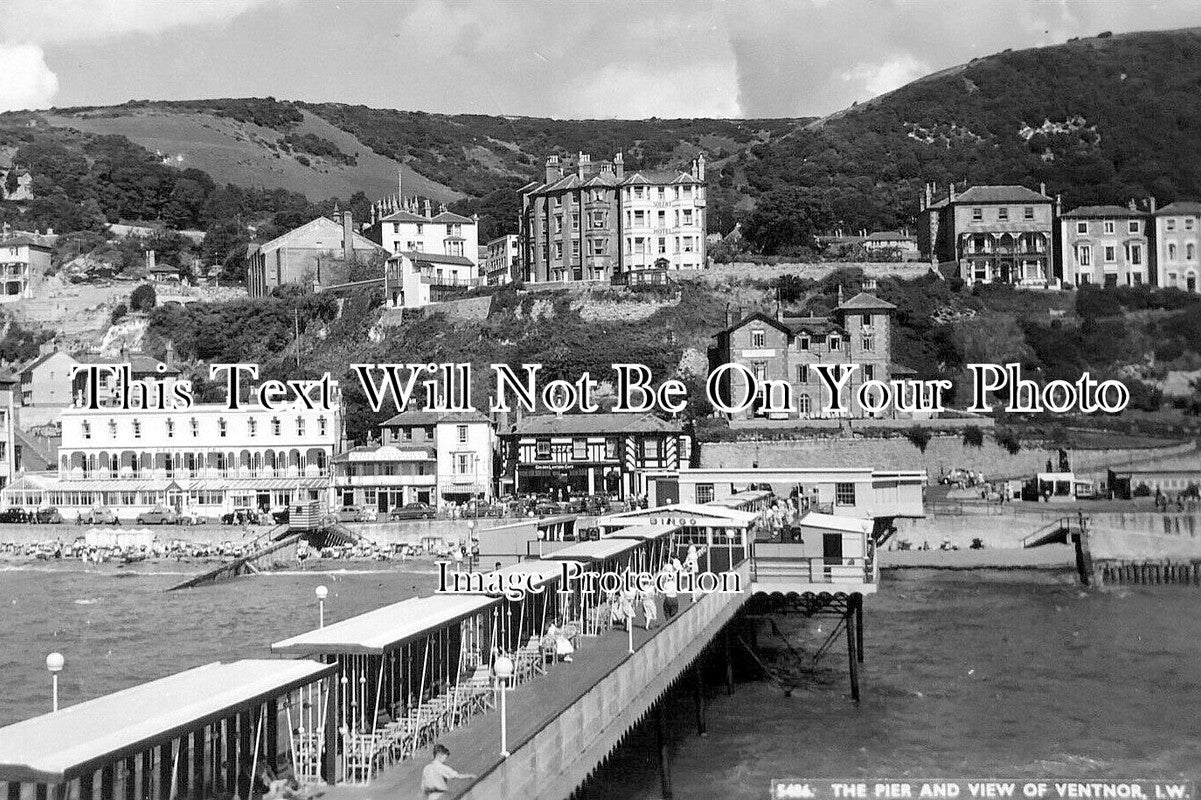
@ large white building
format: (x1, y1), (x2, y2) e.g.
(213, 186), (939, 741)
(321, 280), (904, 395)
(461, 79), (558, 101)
(0, 234), (52, 301)
(483, 234), (519, 285)
(2, 394), (344, 520)
(333, 410), (494, 513)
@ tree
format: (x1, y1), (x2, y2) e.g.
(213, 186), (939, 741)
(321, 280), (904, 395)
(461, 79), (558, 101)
(994, 428), (1022, 455)
(130, 284), (157, 312)
(742, 187), (832, 256)
(962, 425), (985, 448)
(3, 170), (17, 198)
(905, 425), (932, 453)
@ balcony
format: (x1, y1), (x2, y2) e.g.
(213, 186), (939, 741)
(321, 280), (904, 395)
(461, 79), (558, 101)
(418, 273), (481, 289)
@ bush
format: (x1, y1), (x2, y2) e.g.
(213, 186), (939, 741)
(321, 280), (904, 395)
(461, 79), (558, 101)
(130, 284), (157, 312)
(1133, 483), (1151, 497)
(110, 303), (128, 324)
(962, 424), (984, 448)
(994, 427), (1022, 455)
(905, 425), (932, 453)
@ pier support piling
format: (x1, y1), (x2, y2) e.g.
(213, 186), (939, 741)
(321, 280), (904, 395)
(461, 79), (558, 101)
(693, 667), (707, 736)
(723, 629), (734, 696)
(845, 604), (860, 702)
(854, 595), (864, 664)
(655, 704), (673, 800)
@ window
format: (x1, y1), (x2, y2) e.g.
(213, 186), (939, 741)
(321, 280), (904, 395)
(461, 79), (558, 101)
(752, 362), (766, 382)
(535, 439), (551, 459)
(554, 242), (563, 259)
(248, 418), (257, 437)
(297, 418), (305, 436)
(218, 418), (227, 438)
(796, 365), (809, 383)
(571, 214), (579, 230)
(1024, 207), (1034, 220)
(133, 420), (141, 439)
(641, 438), (660, 460)
(108, 419), (117, 437)
(82, 421), (91, 440)
(972, 208), (982, 221)
(572, 439), (587, 460)
(998, 207), (1008, 220)
(696, 483), (715, 504)
(634, 210), (646, 225)
(1104, 245), (1116, 263)
(862, 335), (874, 351)
(750, 329), (765, 348)
(1128, 244), (1143, 265)
(605, 439), (617, 459)
(1103, 221), (1115, 235)
(1076, 221), (1088, 235)
(1190, 244), (1198, 260)
(456, 453), (472, 474)
(572, 240), (580, 257)
(863, 364), (875, 381)
(591, 211), (605, 228)
(591, 239), (606, 255)
(1167, 219), (1177, 231)
(682, 209), (693, 225)
(835, 482), (856, 506)
(658, 237), (666, 254)
(1128, 220), (1140, 234)
(166, 419), (174, 439)
(1169, 243), (1178, 260)
(457, 425), (468, 444)
(1188, 218), (1196, 231)
(1078, 246), (1091, 266)
(829, 336), (841, 351)
(798, 336), (810, 351)
(799, 394), (812, 415)
(554, 214), (562, 232)
(271, 417), (281, 436)
(683, 236), (695, 253)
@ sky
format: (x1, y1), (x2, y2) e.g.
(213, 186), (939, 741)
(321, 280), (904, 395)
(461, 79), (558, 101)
(0, 0), (1199, 119)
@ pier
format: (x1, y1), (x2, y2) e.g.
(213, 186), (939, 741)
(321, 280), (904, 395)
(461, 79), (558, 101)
(0, 482), (923, 800)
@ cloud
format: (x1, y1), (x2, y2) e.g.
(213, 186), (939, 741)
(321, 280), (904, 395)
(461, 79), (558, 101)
(842, 55), (931, 99)
(0, 43), (59, 112)
(0, 0), (292, 44)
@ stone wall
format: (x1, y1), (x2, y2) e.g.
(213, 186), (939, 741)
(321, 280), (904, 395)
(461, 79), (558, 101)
(683, 261), (933, 283)
(699, 435), (1194, 480)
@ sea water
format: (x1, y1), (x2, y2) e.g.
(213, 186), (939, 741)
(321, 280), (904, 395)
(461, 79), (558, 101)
(2, 564), (1199, 798)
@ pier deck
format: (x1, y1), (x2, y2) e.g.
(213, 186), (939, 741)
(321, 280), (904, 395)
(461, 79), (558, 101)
(322, 586), (722, 800)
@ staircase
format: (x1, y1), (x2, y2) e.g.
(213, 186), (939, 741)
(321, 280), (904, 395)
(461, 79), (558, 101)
(1021, 515), (1086, 548)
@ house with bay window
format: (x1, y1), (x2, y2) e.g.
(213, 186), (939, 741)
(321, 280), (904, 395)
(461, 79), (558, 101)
(1058, 204), (1150, 287)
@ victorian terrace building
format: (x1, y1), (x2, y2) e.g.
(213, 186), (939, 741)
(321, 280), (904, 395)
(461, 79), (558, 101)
(1152, 201), (1201, 292)
(519, 152), (707, 284)
(1058, 203), (1150, 287)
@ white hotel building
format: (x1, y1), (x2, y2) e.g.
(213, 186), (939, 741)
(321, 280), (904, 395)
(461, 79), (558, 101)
(2, 397), (344, 520)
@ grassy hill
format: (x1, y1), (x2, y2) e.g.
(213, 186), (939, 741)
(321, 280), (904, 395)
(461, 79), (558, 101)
(736, 27), (1201, 234)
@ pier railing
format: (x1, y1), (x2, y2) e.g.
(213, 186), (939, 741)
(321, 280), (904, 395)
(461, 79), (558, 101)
(748, 543), (878, 591)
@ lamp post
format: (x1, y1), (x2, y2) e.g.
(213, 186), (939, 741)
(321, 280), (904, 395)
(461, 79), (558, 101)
(466, 520), (475, 569)
(493, 655), (514, 758)
(46, 653), (64, 712)
(627, 612), (634, 654)
(315, 585), (329, 628)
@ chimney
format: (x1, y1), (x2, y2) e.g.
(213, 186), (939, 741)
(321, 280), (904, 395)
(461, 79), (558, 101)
(423, 198), (432, 218)
(164, 341), (175, 367)
(724, 302), (733, 328)
(1150, 196), (1157, 213)
(697, 153), (705, 181)
(614, 152), (624, 180)
(120, 345), (130, 364)
(342, 209), (353, 265)
(1128, 197), (1137, 211)
(837, 284), (845, 306)
(949, 183), (956, 202)
(775, 299), (783, 322)
(545, 155), (561, 183)
(1055, 194), (1062, 216)
(145, 250), (155, 271)
(1040, 181), (1046, 196)
(397, 168), (403, 205)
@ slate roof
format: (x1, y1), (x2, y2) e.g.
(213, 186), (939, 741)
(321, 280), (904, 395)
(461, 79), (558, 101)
(395, 251), (475, 267)
(1059, 205), (1147, 219)
(1155, 201), (1201, 216)
(928, 185), (1052, 209)
(380, 410), (491, 427)
(837, 292), (897, 312)
(511, 412), (681, 437)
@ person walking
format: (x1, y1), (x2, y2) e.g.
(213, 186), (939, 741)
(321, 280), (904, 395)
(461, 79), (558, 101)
(659, 559), (680, 620)
(640, 587), (658, 630)
(684, 545), (707, 601)
(421, 744), (475, 799)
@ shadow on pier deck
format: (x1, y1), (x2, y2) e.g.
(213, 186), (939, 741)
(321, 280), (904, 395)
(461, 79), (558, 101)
(325, 565), (750, 800)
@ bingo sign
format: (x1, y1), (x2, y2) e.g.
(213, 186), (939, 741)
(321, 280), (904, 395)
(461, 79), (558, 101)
(648, 516), (699, 526)
(772, 782), (1194, 800)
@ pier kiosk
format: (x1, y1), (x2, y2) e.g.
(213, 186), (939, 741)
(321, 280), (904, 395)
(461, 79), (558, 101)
(597, 503), (761, 574)
(474, 514), (578, 566)
(0, 659), (335, 800)
(540, 538), (646, 637)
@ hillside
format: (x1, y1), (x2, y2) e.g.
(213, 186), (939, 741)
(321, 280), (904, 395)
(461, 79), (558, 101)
(735, 27), (1201, 235)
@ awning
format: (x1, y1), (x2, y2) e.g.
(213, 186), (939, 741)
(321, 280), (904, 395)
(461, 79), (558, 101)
(540, 538), (641, 562)
(271, 594), (498, 656)
(189, 477), (329, 491)
(0, 659), (335, 784)
(48, 479), (178, 492)
(603, 523), (679, 541)
(798, 512), (873, 534)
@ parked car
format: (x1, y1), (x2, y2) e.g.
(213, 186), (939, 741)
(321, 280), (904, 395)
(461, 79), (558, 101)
(80, 507), (119, 525)
(34, 507), (63, 524)
(337, 506), (375, 523)
(534, 499), (564, 517)
(271, 508), (290, 525)
(464, 499), (505, 518)
(177, 510), (207, 526)
(221, 508), (261, 525)
(136, 507), (179, 525)
(389, 502), (436, 521)
(0, 507), (30, 523)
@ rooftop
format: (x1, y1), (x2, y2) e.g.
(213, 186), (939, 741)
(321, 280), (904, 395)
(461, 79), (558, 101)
(929, 184), (1052, 208)
(380, 409), (491, 426)
(511, 412), (681, 436)
(1060, 204), (1148, 219)
(1155, 200), (1201, 216)
(394, 251), (475, 267)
